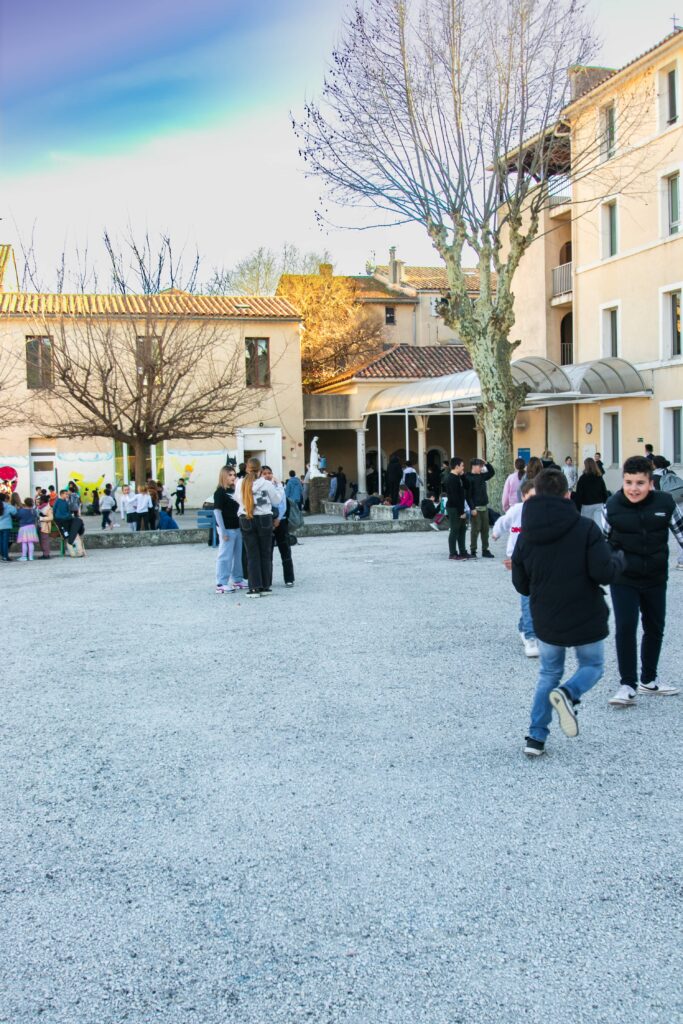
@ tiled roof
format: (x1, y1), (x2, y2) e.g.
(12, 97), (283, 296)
(0, 291), (301, 320)
(564, 28), (683, 109)
(374, 265), (495, 293)
(277, 273), (415, 302)
(314, 343), (472, 389)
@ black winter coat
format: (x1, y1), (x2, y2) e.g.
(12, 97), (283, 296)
(443, 473), (468, 514)
(512, 495), (624, 647)
(605, 488), (676, 587)
(574, 472), (608, 509)
(213, 486), (240, 529)
(464, 463), (494, 507)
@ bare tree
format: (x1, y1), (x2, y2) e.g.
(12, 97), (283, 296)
(22, 234), (278, 481)
(205, 243), (332, 295)
(294, 0), (615, 496)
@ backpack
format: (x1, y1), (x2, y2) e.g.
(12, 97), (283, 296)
(660, 469), (683, 505)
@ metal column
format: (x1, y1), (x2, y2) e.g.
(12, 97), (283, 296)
(449, 400), (455, 460)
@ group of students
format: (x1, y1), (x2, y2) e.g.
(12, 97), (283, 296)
(213, 459), (295, 597)
(0, 480), (87, 560)
(492, 455), (683, 757)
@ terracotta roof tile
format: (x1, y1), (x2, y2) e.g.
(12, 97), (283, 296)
(315, 343), (472, 389)
(0, 291), (301, 320)
(277, 273), (415, 302)
(375, 265), (496, 292)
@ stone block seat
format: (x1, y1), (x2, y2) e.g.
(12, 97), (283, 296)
(369, 505), (424, 521)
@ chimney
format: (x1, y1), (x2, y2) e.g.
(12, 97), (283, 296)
(318, 263), (333, 277)
(567, 65), (614, 102)
(388, 246), (397, 284)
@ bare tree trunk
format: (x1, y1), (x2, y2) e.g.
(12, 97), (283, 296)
(133, 439), (147, 487)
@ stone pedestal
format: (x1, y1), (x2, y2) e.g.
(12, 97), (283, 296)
(308, 476), (329, 514)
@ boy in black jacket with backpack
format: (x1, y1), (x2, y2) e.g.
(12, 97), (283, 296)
(512, 468), (624, 757)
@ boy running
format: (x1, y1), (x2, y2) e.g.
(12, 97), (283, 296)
(512, 468), (624, 757)
(603, 456), (683, 706)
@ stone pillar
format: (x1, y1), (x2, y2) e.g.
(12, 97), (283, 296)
(356, 427), (367, 495)
(416, 415), (428, 494)
(308, 475), (329, 514)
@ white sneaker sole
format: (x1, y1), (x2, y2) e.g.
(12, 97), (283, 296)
(524, 747), (545, 758)
(549, 689), (579, 738)
(608, 696), (636, 707)
(524, 647), (540, 658)
(637, 685), (679, 696)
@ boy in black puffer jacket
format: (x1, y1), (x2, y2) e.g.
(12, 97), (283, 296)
(512, 468), (624, 757)
(604, 455), (683, 706)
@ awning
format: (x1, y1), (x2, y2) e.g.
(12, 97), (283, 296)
(365, 356), (648, 415)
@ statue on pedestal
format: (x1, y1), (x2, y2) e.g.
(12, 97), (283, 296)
(309, 436), (325, 478)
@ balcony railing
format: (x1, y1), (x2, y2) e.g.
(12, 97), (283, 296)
(552, 261), (573, 297)
(560, 342), (573, 366)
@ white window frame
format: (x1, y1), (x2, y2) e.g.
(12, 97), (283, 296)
(658, 281), (683, 362)
(600, 198), (619, 259)
(658, 163), (682, 238)
(658, 60), (680, 131)
(599, 300), (621, 358)
(659, 400), (683, 467)
(599, 101), (617, 162)
(601, 406), (622, 469)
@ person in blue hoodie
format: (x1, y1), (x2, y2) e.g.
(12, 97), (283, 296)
(0, 494), (18, 561)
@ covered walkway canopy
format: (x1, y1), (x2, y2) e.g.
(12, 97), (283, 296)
(365, 356), (649, 415)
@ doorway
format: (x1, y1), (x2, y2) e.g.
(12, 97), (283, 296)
(30, 449), (56, 493)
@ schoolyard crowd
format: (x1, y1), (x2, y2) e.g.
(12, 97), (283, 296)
(2, 443), (682, 759)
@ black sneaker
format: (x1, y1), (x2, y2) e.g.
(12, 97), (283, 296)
(549, 686), (579, 737)
(524, 737), (545, 757)
(482, 550), (494, 559)
(469, 552), (477, 559)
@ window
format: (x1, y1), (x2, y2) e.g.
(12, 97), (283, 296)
(601, 305), (619, 357)
(25, 336), (53, 389)
(245, 337), (270, 387)
(602, 200), (618, 257)
(385, 306), (396, 325)
(670, 290), (681, 357)
(600, 102), (616, 160)
(560, 312), (573, 365)
(662, 404), (683, 465)
(667, 68), (678, 125)
(667, 173), (680, 235)
(602, 410), (621, 467)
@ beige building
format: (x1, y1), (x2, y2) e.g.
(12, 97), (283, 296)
(309, 30), (683, 495)
(0, 246), (305, 502)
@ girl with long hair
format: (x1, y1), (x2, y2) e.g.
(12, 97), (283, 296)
(233, 457), (284, 597)
(574, 457), (608, 526)
(213, 465), (247, 594)
(502, 457), (527, 511)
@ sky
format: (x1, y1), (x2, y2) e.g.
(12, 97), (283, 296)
(0, 0), (680, 289)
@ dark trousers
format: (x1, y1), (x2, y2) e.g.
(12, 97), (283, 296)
(447, 508), (467, 556)
(610, 582), (667, 686)
(55, 517), (81, 545)
(273, 519), (294, 584)
(470, 506), (490, 554)
(0, 529), (10, 559)
(101, 511), (112, 530)
(38, 532), (51, 558)
(136, 512), (149, 532)
(175, 499), (185, 515)
(240, 514), (274, 591)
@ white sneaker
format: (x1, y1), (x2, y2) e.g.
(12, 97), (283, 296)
(523, 637), (539, 658)
(637, 682), (679, 696)
(609, 684), (637, 707)
(429, 522), (439, 532)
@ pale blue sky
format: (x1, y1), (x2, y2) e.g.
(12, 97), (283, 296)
(0, 0), (678, 285)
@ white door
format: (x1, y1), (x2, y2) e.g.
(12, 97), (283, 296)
(30, 451), (56, 492)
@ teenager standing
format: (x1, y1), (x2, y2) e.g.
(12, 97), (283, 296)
(604, 456), (683, 706)
(444, 457), (469, 560)
(262, 465), (295, 587)
(465, 458), (495, 558)
(574, 457), (608, 526)
(233, 457), (284, 597)
(213, 466), (246, 594)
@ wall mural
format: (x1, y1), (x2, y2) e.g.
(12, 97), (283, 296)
(0, 465), (19, 498)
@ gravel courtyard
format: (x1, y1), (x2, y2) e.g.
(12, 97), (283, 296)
(1, 530), (681, 1024)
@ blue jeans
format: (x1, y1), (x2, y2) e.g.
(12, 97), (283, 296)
(215, 528), (244, 586)
(528, 640), (604, 742)
(0, 529), (10, 559)
(391, 504), (404, 520)
(517, 594), (535, 640)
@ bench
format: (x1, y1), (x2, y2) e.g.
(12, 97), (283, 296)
(196, 509), (218, 547)
(369, 505), (425, 522)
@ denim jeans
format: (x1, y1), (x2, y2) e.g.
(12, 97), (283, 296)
(215, 527), (244, 586)
(529, 640), (604, 742)
(0, 529), (10, 559)
(239, 514), (274, 591)
(518, 594), (535, 640)
(391, 504), (404, 520)
(610, 582), (666, 686)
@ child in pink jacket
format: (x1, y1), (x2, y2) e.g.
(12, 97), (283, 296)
(391, 485), (414, 520)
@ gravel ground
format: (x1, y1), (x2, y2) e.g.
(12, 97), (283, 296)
(1, 531), (682, 1024)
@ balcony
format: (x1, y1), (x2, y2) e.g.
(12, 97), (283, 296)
(551, 261), (573, 305)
